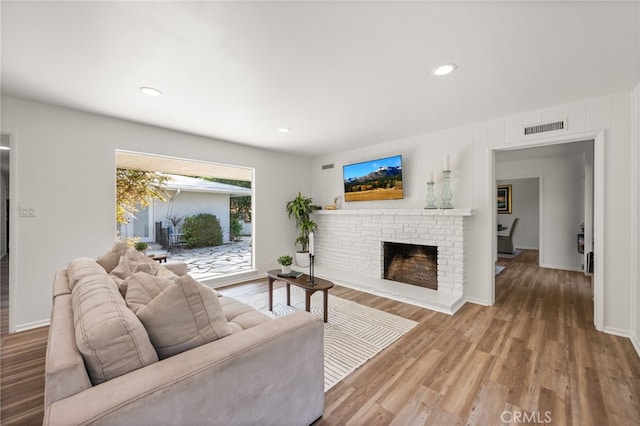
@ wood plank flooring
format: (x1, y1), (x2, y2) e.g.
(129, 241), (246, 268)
(1, 250), (639, 425)
(1, 255), (49, 425)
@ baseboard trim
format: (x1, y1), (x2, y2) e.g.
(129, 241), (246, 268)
(631, 332), (640, 359)
(603, 326), (631, 338)
(464, 296), (492, 307)
(15, 319), (50, 333)
(450, 297), (467, 314)
(539, 263), (583, 272)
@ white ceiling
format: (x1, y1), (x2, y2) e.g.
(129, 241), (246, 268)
(1, 1), (638, 158)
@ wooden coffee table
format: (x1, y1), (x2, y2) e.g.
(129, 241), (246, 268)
(266, 270), (334, 322)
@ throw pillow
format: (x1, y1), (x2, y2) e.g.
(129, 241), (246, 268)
(96, 240), (129, 273)
(128, 274), (232, 359)
(124, 271), (174, 314)
(109, 247), (159, 291)
(72, 273), (158, 385)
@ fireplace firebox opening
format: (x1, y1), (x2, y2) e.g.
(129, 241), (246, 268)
(383, 242), (438, 290)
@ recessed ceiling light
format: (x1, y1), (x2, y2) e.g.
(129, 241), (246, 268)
(278, 128), (291, 133)
(432, 63), (457, 76)
(139, 87), (162, 96)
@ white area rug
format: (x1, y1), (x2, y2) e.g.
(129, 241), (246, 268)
(237, 286), (418, 391)
(495, 265), (506, 275)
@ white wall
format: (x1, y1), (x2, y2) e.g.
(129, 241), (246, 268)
(496, 178), (540, 251)
(497, 153), (585, 271)
(1, 96), (311, 331)
(311, 92), (635, 335)
(633, 82), (640, 354)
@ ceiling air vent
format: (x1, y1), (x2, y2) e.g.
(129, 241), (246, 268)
(524, 120), (566, 136)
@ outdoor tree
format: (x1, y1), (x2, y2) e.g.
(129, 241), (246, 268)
(116, 168), (170, 224)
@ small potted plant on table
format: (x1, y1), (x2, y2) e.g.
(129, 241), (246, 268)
(277, 255), (293, 274)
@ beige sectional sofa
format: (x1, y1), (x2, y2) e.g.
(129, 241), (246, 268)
(44, 242), (324, 425)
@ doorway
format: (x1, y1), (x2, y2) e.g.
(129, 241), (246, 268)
(1, 134), (11, 334)
(491, 133), (603, 330)
(496, 177), (540, 256)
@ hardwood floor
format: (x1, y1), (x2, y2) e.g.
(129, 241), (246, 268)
(2, 250), (639, 425)
(1, 255), (49, 425)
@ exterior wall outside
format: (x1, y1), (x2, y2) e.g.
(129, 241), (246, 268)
(311, 92), (635, 335)
(154, 190), (232, 243)
(2, 96), (310, 331)
(242, 221), (253, 235)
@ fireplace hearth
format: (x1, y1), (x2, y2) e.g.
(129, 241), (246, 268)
(383, 242), (438, 290)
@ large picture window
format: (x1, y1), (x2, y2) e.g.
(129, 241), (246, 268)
(115, 150), (254, 281)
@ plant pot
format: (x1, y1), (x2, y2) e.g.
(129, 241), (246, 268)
(295, 251), (310, 267)
(281, 265), (292, 274)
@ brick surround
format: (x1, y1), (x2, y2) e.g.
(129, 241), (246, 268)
(312, 209), (474, 297)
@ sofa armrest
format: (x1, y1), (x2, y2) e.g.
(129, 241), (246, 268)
(44, 311), (324, 426)
(45, 294), (93, 406)
(164, 261), (188, 276)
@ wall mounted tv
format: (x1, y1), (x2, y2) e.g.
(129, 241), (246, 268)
(343, 155), (404, 202)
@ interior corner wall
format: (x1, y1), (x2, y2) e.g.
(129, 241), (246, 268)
(311, 91), (635, 335)
(1, 95), (312, 331)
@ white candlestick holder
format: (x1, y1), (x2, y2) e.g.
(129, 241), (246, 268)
(426, 181), (437, 209)
(441, 170), (453, 209)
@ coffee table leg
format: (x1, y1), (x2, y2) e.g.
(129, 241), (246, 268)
(268, 277), (274, 311)
(305, 290), (311, 313)
(286, 283), (291, 306)
(323, 289), (328, 323)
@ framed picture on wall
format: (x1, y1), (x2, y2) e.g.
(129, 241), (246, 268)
(497, 185), (512, 214)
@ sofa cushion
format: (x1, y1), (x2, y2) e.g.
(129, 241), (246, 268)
(95, 240), (129, 273)
(67, 257), (110, 292)
(72, 274), (158, 385)
(219, 296), (272, 333)
(127, 274), (232, 359)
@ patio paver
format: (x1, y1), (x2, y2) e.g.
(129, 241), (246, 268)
(148, 237), (252, 281)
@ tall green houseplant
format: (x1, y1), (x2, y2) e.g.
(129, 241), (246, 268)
(286, 192), (318, 266)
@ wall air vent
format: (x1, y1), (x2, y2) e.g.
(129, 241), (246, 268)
(322, 163), (334, 170)
(524, 120), (566, 136)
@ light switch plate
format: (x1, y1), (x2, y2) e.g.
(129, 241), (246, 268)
(19, 205), (37, 217)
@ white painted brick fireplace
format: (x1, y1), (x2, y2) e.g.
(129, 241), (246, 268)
(311, 209), (474, 314)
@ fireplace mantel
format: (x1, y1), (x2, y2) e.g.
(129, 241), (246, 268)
(311, 208), (475, 314)
(313, 208), (474, 217)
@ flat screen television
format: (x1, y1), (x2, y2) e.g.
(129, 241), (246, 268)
(343, 155), (403, 202)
